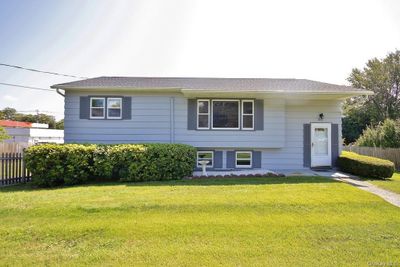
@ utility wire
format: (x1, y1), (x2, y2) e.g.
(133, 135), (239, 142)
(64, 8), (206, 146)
(0, 82), (55, 92)
(0, 63), (88, 79)
(17, 110), (63, 114)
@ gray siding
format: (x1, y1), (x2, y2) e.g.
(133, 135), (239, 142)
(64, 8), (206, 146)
(174, 97), (285, 148)
(260, 100), (342, 169)
(64, 91), (342, 170)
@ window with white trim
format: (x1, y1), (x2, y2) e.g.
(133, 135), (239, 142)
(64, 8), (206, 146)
(212, 100), (240, 129)
(197, 100), (210, 129)
(235, 151), (252, 168)
(242, 100), (254, 130)
(107, 98), (122, 119)
(90, 97), (105, 119)
(197, 151), (214, 168)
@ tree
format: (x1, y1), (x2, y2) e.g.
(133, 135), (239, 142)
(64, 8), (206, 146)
(356, 119), (400, 148)
(0, 107), (17, 120)
(0, 126), (10, 142)
(55, 119), (64, 129)
(347, 50), (400, 122)
(343, 50), (400, 143)
(0, 107), (58, 129)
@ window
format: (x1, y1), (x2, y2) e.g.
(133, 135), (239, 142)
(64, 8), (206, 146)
(90, 97), (105, 119)
(197, 100), (210, 129)
(212, 100), (240, 129)
(242, 100), (254, 130)
(235, 151), (252, 168)
(197, 151), (214, 168)
(107, 98), (122, 119)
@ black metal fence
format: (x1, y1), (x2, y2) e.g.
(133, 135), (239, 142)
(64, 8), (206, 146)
(0, 152), (31, 186)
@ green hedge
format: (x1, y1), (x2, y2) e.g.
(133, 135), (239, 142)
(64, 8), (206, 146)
(25, 144), (196, 187)
(337, 151), (395, 179)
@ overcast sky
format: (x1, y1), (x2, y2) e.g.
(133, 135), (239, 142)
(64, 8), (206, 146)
(0, 0), (399, 120)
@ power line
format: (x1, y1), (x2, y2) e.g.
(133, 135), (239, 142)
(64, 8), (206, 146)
(0, 63), (88, 79)
(17, 110), (63, 114)
(0, 82), (55, 92)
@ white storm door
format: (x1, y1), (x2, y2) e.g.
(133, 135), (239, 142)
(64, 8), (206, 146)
(311, 123), (331, 167)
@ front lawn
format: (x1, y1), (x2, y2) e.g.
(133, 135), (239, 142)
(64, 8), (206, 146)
(368, 172), (400, 194)
(0, 177), (399, 266)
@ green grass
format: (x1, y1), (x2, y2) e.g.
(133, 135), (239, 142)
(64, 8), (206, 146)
(367, 172), (400, 194)
(0, 177), (400, 266)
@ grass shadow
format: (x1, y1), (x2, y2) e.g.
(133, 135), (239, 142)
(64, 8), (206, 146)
(0, 176), (339, 193)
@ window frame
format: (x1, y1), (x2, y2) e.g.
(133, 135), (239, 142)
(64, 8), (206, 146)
(107, 97), (123, 119)
(235, 151), (252, 168)
(211, 99), (240, 130)
(241, 100), (254, 130)
(197, 99), (210, 129)
(197, 151), (214, 168)
(90, 97), (106, 119)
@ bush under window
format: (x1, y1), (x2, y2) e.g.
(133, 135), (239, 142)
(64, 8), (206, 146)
(25, 143), (196, 187)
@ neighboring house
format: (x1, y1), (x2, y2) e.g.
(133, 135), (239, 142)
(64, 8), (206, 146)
(0, 120), (64, 144)
(51, 77), (371, 170)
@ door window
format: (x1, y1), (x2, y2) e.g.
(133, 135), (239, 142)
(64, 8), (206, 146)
(314, 128), (328, 155)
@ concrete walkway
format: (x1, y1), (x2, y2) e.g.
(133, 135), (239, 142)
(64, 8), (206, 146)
(332, 177), (400, 208)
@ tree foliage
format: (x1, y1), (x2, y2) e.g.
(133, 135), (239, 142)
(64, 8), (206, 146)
(343, 50), (400, 143)
(0, 107), (63, 129)
(356, 119), (400, 148)
(0, 126), (10, 142)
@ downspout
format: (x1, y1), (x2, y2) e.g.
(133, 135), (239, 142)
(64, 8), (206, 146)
(56, 88), (65, 97)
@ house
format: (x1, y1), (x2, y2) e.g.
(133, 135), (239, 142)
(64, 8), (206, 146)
(51, 77), (371, 171)
(0, 120), (64, 144)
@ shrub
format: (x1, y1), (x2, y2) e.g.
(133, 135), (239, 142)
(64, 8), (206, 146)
(337, 151), (395, 179)
(25, 144), (96, 187)
(356, 119), (400, 148)
(25, 143), (197, 187)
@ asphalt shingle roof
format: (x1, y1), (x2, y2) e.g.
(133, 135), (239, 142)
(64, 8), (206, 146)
(51, 76), (368, 93)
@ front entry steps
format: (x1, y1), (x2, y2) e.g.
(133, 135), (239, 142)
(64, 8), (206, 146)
(311, 166), (332, 172)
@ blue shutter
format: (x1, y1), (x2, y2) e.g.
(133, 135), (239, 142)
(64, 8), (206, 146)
(187, 99), (197, 130)
(226, 151), (235, 169)
(331, 124), (339, 166)
(214, 151), (223, 169)
(80, 96), (90, 119)
(254, 99), (264, 130)
(252, 151), (262, 168)
(122, 97), (132, 120)
(303, 124), (311, 167)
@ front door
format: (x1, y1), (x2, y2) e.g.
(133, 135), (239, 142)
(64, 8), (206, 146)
(311, 123), (331, 167)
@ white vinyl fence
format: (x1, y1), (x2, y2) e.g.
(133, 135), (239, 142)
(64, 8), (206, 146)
(344, 146), (400, 169)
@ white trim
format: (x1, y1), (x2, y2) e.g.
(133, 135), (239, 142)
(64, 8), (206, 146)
(197, 99), (210, 129)
(235, 151), (252, 168)
(90, 97), (105, 119)
(311, 123), (332, 167)
(107, 97), (122, 119)
(211, 99), (240, 130)
(241, 100), (254, 130)
(197, 151), (214, 168)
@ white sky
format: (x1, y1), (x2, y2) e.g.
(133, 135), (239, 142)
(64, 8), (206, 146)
(0, 0), (399, 120)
